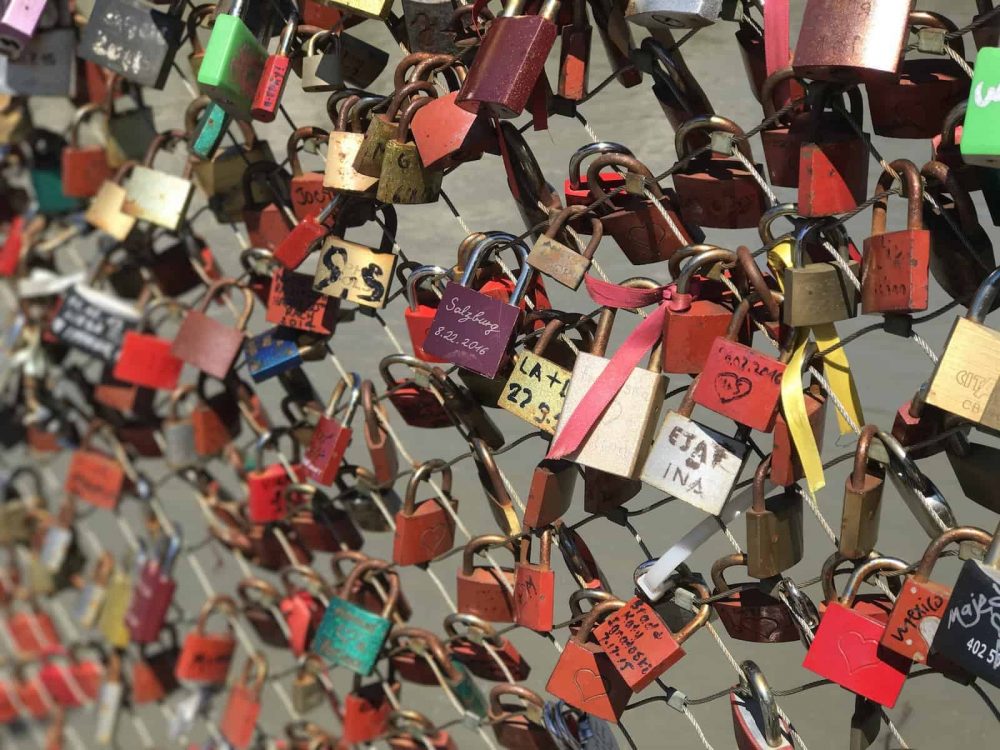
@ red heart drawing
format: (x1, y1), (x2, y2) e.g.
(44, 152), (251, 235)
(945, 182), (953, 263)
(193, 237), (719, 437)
(419, 524), (448, 555)
(837, 631), (881, 674)
(715, 372), (753, 403)
(573, 668), (608, 703)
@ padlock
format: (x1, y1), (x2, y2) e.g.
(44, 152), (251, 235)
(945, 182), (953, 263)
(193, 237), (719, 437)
(745, 455), (804, 577)
(920, 160), (996, 308)
(673, 115), (767, 229)
(962, 45), (1000, 169)
(343, 676), (400, 744)
(730, 661), (795, 749)
(266, 267), (339, 334)
(245, 327), (324, 383)
(818, 552), (904, 625)
(323, 94), (380, 194)
(587, 153), (698, 264)
(312, 561), (400, 675)
(331, 552), (412, 623)
(711, 554), (800, 644)
(861, 159), (930, 314)
(456, 0), (560, 118)
(422, 234), (534, 378)
(387, 711), (456, 750)
(300, 30), (342, 92)
(193, 374), (242, 456)
(488, 685), (557, 750)
(85, 161), (138, 242)
(251, 13), (297, 121)
(783, 222), (859, 327)
(792, 0), (910, 83)
(289, 483), (364, 552)
(499, 318), (573, 434)
(546, 599), (631, 721)
(523, 458), (575, 529)
(302, 372), (360, 486)
(803, 557), (913, 707)
(593, 584), (710, 693)
(112, 298), (186, 392)
(74, 552), (113, 630)
(404, 265), (451, 363)
(291, 653), (336, 714)
(40, 646), (102, 708)
(389, 628), (458, 686)
(403, 0), (460, 53)
(563, 141), (631, 211)
(770, 381), (827, 487)
(280, 566), (330, 656)
(691, 286), (783, 429)
(375, 354), (452, 428)
(393, 459), (457, 566)
(64, 422), (129, 510)
(8, 596), (61, 658)
(188, 96), (231, 160)
(311, 229), (398, 309)
(882, 526), (993, 665)
(626, 0), (720, 27)
(527, 206), (602, 290)
(132, 630), (180, 704)
(172, 279), (254, 379)
(514, 529), (556, 631)
(932, 101), (983, 196)
(175, 596), (238, 684)
(456, 535), (517, 623)
(444, 612), (531, 681)
(285, 126), (337, 221)
(196, 0), (268, 119)
(78, 0), (183, 89)
(238, 577), (289, 647)
(220, 653), (266, 750)
(925, 267), (1000, 429)
(796, 84), (871, 217)
(60, 104), (111, 199)
(376, 98), (444, 205)
(120, 130), (195, 231)
(247, 428), (307, 523)
(838, 426), (885, 560)
(865, 11), (968, 139)
(552, 291), (667, 479)
(930, 518), (1000, 686)
(642, 373), (749, 515)
(356, 80), (437, 178)
(124, 529), (182, 644)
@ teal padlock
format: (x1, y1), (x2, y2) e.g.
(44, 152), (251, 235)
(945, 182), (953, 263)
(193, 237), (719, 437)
(311, 562), (399, 675)
(196, 0), (268, 121)
(961, 46), (1000, 167)
(191, 100), (233, 161)
(448, 657), (488, 718)
(29, 130), (81, 216)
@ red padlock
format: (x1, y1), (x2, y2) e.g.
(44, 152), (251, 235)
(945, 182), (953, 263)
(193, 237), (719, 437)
(266, 268), (339, 335)
(247, 430), (308, 524)
(803, 557), (912, 707)
(444, 613), (531, 681)
(125, 529), (182, 645)
(546, 600), (632, 722)
(563, 142), (631, 209)
(711, 554), (801, 644)
(280, 566), (329, 656)
(251, 15), (298, 123)
(380, 354), (455, 428)
(818, 553), (902, 626)
(393, 460), (457, 567)
(404, 264), (451, 363)
(759, 67), (808, 188)
(456, 535), (517, 623)
(389, 628), (455, 685)
(362, 379), (399, 488)
(175, 596), (238, 685)
(288, 126), (336, 220)
(61, 104), (111, 198)
(113, 299), (187, 391)
(64, 422), (129, 511)
(342, 677), (400, 745)
(303, 373), (360, 486)
(513, 529), (556, 632)
(0, 681), (18, 724)
(219, 654), (267, 750)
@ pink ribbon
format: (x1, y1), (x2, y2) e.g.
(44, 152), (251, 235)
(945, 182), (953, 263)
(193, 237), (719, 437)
(546, 275), (679, 461)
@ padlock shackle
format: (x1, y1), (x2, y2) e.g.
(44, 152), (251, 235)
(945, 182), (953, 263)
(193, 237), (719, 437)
(237, 652), (268, 693)
(987, 518), (1000, 569)
(471, 438), (519, 533)
(674, 247), (736, 294)
(459, 233), (533, 305)
(913, 526), (993, 582)
(395, 96), (434, 142)
(710, 553), (747, 593)
(186, 3), (216, 55)
(323, 371), (362, 420)
(379, 352), (437, 389)
(938, 100), (967, 150)
(870, 159), (922, 237)
(673, 582), (711, 645)
(518, 528), (552, 567)
(567, 587), (616, 618)
(342, 559), (400, 617)
(442, 612), (503, 645)
(286, 126), (330, 177)
(329, 549), (370, 583)
(409, 53), (459, 87)
(567, 141), (633, 189)
(281, 564), (331, 597)
(573, 599), (626, 643)
(68, 103), (107, 149)
(674, 114), (753, 161)
(195, 594), (238, 633)
(403, 458), (452, 515)
(837, 556), (909, 606)
(142, 129), (187, 168)
(4, 466), (45, 504)
(735, 660), (782, 748)
(968, 266), (1000, 323)
(393, 52), (440, 89)
(385, 80), (437, 122)
(791, 219), (849, 268)
(488, 683), (545, 719)
(196, 278), (255, 330)
(404, 264), (450, 311)
(760, 66), (799, 119)
(849, 424), (886, 490)
(530, 318), (566, 357)
(750, 455), (773, 514)
(585, 153), (662, 202)
(185, 96), (258, 148)
(757, 202), (801, 245)
(237, 576), (281, 605)
(391, 626), (460, 680)
(460, 533), (514, 576)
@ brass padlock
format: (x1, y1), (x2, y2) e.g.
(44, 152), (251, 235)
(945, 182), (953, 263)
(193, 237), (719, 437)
(839, 425), (885, 559)
(783, 220), (859, 327)
(745, 455), (804, 579)
(121, 130), (195, 232)
(323, 95), (380, 194)
(376, 98), (444, 205)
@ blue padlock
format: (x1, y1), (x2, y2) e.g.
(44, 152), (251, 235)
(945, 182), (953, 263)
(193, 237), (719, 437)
(244, 326), (323, 382)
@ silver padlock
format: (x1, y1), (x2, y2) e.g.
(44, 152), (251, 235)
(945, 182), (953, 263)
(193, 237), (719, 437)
(163, 386), (198, 469)
(624, 0), (721, 29)
(301, 31), (343, 93)
(0, 27), (76, 96)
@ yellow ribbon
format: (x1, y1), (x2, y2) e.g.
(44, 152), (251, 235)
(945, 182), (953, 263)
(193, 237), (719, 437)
(767, 241), (865, 493)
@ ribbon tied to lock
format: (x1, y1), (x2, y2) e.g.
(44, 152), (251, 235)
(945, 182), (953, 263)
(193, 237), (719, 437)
(547, 274), (695, 460)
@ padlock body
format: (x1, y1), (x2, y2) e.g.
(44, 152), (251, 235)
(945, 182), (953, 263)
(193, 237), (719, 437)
(745, 492), (804, 578)
(513, 564), (555, 631)
(411, 92), (493, 170)
(861, 229), (931, 314)
(251, 55), (291, 122)
(925, 317), (1000, 430)
(172, 310), (246, 380)
(342, 682), (397, 744)
(866, 59), (968, 139)
(175, 632), (235, 684)
(600, 192), (698, 264)
(661, 299), (736, 374)
(499, 352), (571, 434)
(962, 48), (1000, 167)
(930, 560), (1000, 686)
(692, 337), (784, 430)
(392, 499), (456, 566)
(674, 156), (767, 229)
(798, 139), (870, 217)
(456, 567), (516, 623)
(545, 639), (631, 722)
(523, 459), (575, 528)
(880, 577), (951, 664)
(783, 260), (860, 327)
(312, 597), (392, 676)
(113, 332), (184, 390)
(714, 588), (801, 643)
(62, 147), (111, 198)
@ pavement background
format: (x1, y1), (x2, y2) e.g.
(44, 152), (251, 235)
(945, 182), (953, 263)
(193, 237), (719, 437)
(7, 0), (1000, 748)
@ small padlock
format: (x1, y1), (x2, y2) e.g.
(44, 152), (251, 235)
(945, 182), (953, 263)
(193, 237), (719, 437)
(219, 653), (266, 750)
(251, 13), (298, 121)
(362, 380), (399, 488)
(238, 577), (289, 647)
(323, 95), (380, 194)
(280, 566), (330, 656)
(456, 535), (517, 623)
(514, 529), (556, 632)
(311, 230), (398, 309)
(745, 455), (804, 578)
(120, 129), (195, 232)
(301, 30), (343, 92)
(343, 676), (400, 745)
(61, 104), (111, 199)
(125, 528), (182, 644)
(355, 79), (437, 178)
(376, 98), (444, 205)
(113, 298), (187, 392)
(288, 126), (338, 220)
(291, 653), (336, 714)
(175, 595), (238, 684)
(443, 612), (531, 681)
(393, 459), (457, 566)
(287, 483), (364, 552)
(303, 372), (361, 486)
(839, 426), (885, 560)
(527, 206), (602, 290)
(523, 458), (575, 529)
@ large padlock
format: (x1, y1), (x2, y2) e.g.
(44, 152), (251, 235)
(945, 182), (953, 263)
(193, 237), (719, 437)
(456, 0), (560, 118)
(711, 554), (800, 644)
(839, 426), (885, 560)
(587, 153), (698, 264)
(61, 104), (111, 199)
(782, 222), (859, 327)
(171, 279), (254, 379)
(792, 0), (910, 83)
(196, 0), (268, 119)
(121, 130), (195, 232)
(456, 535), (517, 623)
(175, 596), (238, 684)
(925, 267), (1000, 429)
(861, 159), (930, 314)
(865, 11), (969, 139)
(882, 526), (992, 665)
(730, 661), (795, 749)
(393, 459), (457, 567)
(673, 115), (767, 229)
(513, 529), (556, 632)
(803, 557), (913, 707)
(312, 561), (400, 675)
(78, 0), (183, 89)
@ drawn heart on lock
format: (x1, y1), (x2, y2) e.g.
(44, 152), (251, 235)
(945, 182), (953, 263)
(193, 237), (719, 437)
(837, 631), (880, 674)
(572, 668), (608, 703)
(714, 372), (752, 403)
(419, 524), (448, 554)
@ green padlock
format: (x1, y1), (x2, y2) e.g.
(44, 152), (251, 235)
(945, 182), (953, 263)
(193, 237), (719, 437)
(28, 130), (82, 216)
(191, 100), (233, 161)
(196, 0), (269, 121)
(961, 46), (1000, 168)
(311, 561), (399, 675)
